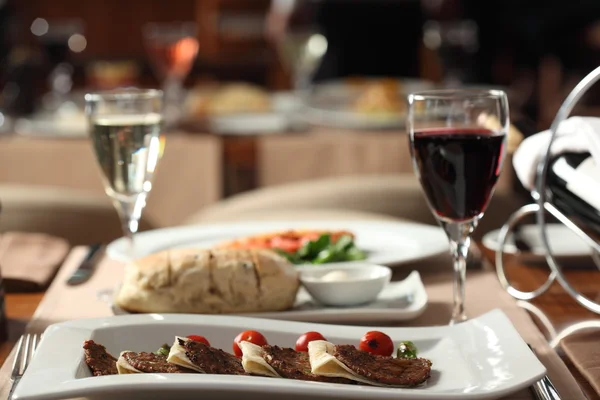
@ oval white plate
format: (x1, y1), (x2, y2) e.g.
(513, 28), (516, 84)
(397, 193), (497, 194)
(304, 78), (435, 130)
(13, 309), (546, 400)
(106, 220), (449, 267)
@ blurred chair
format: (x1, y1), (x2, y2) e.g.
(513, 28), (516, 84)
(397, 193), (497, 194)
(184, 174), (526, 239)
(0, 184), (155, 245)
(187, 208), (406, 223)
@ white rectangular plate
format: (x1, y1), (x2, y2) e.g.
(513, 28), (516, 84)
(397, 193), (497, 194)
(14, 309), (545, 400)
(110, 271), (428, 323)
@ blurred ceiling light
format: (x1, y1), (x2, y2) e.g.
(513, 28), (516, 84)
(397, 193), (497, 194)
(30, 18), (49, 36)
(68, 33), (87, 52)
(423, 23), (441, 50)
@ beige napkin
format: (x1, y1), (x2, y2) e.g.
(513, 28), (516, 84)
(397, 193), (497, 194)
(0, 232), (70, 292)
(0, 248), (588, 400)
(561, 329), (600, 396)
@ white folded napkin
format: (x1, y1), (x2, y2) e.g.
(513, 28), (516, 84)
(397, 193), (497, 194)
(513, 116), (600, 191)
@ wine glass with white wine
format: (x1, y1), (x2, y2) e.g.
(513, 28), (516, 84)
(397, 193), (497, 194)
(85, 89), (163, 259)
(267, 0), (327, 127)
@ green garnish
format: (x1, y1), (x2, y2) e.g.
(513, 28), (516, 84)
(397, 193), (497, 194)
(396, 341), (418, 359)
(155, 344), (171, 356)
(275, 234), (367, 265)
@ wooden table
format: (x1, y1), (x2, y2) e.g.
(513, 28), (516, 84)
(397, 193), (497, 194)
(1, 244), (599, 399)
(479, 245), (600, 400)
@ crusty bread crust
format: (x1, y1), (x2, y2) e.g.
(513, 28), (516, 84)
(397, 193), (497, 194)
(115, 248), (299, 314)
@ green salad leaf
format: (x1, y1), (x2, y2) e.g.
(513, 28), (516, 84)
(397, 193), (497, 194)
(155, 344), (171, 356)
(396, 341), (418, 359)
(275, 234), (367, 265)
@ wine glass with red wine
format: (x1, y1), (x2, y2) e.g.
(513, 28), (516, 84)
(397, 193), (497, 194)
(407, 89), (509, 324)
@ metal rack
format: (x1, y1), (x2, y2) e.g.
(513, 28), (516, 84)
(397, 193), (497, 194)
(495, 65), (600, 315)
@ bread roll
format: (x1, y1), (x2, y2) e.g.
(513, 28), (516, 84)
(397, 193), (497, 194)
(114, 248), (299, 314)
(207, 83), (271, 115)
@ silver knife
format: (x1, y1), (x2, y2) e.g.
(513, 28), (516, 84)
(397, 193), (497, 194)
(66, 244), (104, 286)
(528, 345), (562, 400)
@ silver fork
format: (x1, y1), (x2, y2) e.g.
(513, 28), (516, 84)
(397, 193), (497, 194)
(8, 333), (41, 400)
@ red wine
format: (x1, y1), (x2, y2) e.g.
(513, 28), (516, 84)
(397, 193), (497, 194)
(546, 152), (600, 234)
(411, 128), (506, 222)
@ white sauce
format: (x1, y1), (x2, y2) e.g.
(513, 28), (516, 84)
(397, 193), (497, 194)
(320, 270), (352, 282)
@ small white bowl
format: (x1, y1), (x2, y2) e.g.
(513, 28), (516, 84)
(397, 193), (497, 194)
(299, 263), (392, 307)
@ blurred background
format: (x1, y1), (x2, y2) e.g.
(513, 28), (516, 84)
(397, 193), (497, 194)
(0, 0), (599, 244)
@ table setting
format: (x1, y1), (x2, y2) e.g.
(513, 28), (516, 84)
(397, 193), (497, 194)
(1, 75), (600, 400)
(0, 236), (589, 400)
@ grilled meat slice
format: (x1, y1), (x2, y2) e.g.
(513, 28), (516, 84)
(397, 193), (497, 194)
(181, 338), (246, 375)
(333, 344), (432, 386)
(264, 345), (354, 384)
(83, 340), (118, 376)
(122, 351), (195, 373)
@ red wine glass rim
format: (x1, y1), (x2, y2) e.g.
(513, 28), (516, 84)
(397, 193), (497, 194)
(408, 88), (506, 101)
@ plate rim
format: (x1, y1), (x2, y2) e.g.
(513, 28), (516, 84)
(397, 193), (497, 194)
(106, 219), (449, 266)
(14, 309), (546, 400)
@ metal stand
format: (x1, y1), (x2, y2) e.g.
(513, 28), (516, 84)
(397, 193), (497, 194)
(495, 66), (600, 314)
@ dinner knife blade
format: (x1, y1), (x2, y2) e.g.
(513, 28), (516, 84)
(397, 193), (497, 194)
(66, 244), (104, 286)
(528, 345), (562, 400)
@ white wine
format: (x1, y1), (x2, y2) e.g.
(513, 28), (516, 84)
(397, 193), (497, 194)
(277, 31), (327, 84)
(90, 113), (162, 201)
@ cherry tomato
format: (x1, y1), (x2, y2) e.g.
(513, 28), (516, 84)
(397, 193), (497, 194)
(233, 330), (268, 357)
(270, 236), (302, 253)
(359, 331), (394, 357)
(295, 331), (327, 352)
(186, 335), (210, 346)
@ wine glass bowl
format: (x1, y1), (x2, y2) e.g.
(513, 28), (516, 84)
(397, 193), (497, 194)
(278, 31), (327, 93)
(407, 89), (509, 324)
(266, 0), (327, 129)
(142, 22), (199, 128)
(85, 88), (164, 259)
(143, 22), (199, 82)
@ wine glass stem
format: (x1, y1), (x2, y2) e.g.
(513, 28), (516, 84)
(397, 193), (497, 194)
(115, 194), (146, 259)
(162, 76), (184, 129)
(443, 221), (475, 325)
(119, 213), (136, 258)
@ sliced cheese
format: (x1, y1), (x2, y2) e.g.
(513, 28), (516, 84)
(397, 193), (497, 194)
(166, 336), (205, 373)
(308, 340), (407, 387)
(116, 351), (142, 374)
(238, 341), (280, 378)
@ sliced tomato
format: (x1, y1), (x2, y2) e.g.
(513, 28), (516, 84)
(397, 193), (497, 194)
(186, 335), (210, 346)
(359, 331), (394, 357)
(295, 331), (327, 352)
(301, 232), (321, 242)
(270, 236), (302, 253)
(233, 330), (268, 358)
(245, 239), (271, 249)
